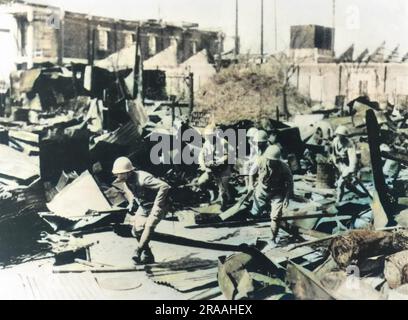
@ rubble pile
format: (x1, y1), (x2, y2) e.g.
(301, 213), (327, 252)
(195, 64), (311, 125)
(2, 53), (408, 300)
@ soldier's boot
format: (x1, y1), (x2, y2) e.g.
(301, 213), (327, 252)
(132, 246), (155, 265)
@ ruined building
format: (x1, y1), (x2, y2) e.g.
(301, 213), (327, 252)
(0, 1), (223, 74)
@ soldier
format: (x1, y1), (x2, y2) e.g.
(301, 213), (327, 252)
(112, 157), (170, 264)
(259, 118), (280, 147)
(250, 145), (294, 244)
(330, 126), (367, 203)
(246, 130), (270, 191)
(196, 124), (234, 210)
(0, 81), (7, 117)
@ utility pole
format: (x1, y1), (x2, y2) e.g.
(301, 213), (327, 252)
(133, 27), (142, 100)
(260, 0), (264, 63)
(332, 0), (336, 54)
(274, 0), (278, 52)
(188, 72), (194, 114)
(234, 0), (240, 57)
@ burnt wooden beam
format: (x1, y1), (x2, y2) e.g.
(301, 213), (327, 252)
(366, 109), (395, 216)
(381, 151), (408, 166)
(186, 212), (338, 229)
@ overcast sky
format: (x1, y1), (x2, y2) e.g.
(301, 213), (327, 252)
(29, 0), (408, 58)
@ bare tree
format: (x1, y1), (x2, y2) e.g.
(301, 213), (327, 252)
(269, 52), (299, 119)
(268, 27), (314, 119)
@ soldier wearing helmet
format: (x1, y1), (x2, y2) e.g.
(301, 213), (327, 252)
(330, 125), (364, 203)
(246, 126), (283, 190)
(196, 123), (234, 210)
(112, 157), (170, 265)
(244, 129), (271, 190)
(258, 118), (280, 146)
(250, 145), (293, 245)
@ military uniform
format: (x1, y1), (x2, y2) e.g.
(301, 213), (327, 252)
(197, 136), (234, 207)
(330, 133), (360, 202)
(113, 170), (169, 239)
(250, 150), (293, 241)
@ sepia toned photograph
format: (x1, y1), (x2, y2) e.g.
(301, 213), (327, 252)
(0, 0), (408, 303)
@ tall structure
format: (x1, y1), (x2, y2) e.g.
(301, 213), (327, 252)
(260, 0), (264, 63)
(332, 0), (336, 52)
(289, 25), (335, 63)
(234, 0), (240, 56)
(274, 0), (278, 51)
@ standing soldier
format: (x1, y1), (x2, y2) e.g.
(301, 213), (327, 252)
(112, 157), (170, 264)
(196, 124), (234, 210)
(250, 145), (294, 245)
(246, 130), (270, 191)
(243, 127), (259, 190)
(0, 81), (7, 117)
(330, 126), (367, 203)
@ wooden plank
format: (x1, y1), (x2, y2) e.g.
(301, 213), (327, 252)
(366, 109), (395, 216)
(185, 212), (335, 229)
(297, 227), (331, 239)
(8, 130), (40, 144)
(264, 246), (317, 265)
(53, 263), (147, 274)
(219, 191), (253, 221)
(286, 262), (337, 300)
(289, 234), (339, 251)
(295, 182), (335, 197)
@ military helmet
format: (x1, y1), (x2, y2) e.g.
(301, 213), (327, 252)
(112, 157), (135, 175)
(335, 125), (349, 136)
(246, 127), (258, 138)
(264, 145), (282, 160)
(253, 130), (269, 143)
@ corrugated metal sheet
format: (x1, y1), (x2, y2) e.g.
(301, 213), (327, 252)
(0, 270), (108, 300)
(103, 122), (141, 147)
(47, 171), (112, 218)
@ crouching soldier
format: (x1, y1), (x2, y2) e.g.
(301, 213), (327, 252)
(330, 126), (368, 203)
(250, 145), (294, 244)
(112, 157), (170, 264)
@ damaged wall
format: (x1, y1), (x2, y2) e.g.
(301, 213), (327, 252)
(0, 12), (18, 84)
(292, 62), (408, 108)
(0, 2), (222, 69)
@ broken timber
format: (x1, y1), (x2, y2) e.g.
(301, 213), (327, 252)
(53, 264), (147, 273)
(366, 109), (396, 226)
(286, 262), (337, 300)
